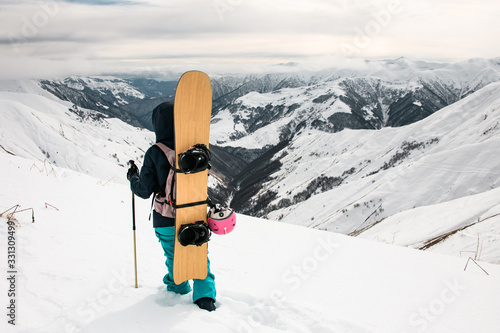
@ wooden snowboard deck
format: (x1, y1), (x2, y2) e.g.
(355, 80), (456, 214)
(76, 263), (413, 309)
(173, 71), (212, 284)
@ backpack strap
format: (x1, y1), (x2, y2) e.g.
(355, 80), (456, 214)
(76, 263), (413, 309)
(155, 142), (176, 198)
(149, 143), (177, 219)
(155, 142), (176, 171)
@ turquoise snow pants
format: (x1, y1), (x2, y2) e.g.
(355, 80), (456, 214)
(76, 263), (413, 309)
(154, 226), (216, 303)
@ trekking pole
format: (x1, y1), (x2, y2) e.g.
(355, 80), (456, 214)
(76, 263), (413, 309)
(129, 160), (139, 288)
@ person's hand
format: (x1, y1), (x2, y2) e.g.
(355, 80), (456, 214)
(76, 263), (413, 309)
(127, 160), (139, 180)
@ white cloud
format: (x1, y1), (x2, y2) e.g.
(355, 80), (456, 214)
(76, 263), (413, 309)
(0, 0), (498, 78)
(0, 55), (95, 80)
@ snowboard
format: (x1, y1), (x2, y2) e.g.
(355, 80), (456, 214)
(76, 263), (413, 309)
(172, 70), (212, 284)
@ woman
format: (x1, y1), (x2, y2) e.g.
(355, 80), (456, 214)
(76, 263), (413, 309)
(127, 102), (216, 311)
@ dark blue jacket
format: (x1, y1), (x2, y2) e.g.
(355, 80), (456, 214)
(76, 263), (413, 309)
(129, 102), (175, 228)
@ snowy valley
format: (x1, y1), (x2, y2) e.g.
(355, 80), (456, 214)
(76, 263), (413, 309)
(236, 82), (500, 265)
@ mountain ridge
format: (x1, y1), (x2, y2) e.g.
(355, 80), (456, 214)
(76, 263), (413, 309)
(1, 58), (499, 263)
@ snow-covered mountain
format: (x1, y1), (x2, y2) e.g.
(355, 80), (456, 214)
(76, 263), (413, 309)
(39, 76), (177, 129)
(230, 82), (500, 263)
(0, 79), (153, 182)
(210, 57), (500, 148)
(39, 58), (500, 143)
(1, 152), (499, 332)
(1, 57), (500, 264)
(36, 57), (500, 172)
(0, 79), (230, 204)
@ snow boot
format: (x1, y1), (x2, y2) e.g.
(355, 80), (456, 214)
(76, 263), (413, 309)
(195, 297), (216, 312)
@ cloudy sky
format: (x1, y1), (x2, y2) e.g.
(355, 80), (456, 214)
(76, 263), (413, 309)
(0, 0), (499, 79)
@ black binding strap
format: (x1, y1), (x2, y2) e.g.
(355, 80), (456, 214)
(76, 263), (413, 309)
(175, 199), (211, 209)
(154, 197), (212, 210)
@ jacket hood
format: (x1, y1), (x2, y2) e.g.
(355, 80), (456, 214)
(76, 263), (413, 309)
(152, 102), (174, 144)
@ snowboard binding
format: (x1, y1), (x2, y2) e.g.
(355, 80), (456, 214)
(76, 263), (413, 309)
(178, 221), (211, 246)
(177, 144), (211, 174)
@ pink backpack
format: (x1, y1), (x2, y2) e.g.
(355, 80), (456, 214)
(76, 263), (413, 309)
(152, 142), (212, 220)
(153, 142), (176, 218)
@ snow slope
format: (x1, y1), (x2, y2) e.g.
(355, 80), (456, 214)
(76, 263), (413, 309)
(57, 76), (145, 105)
(1, 153), (500, 333)
(255, 82), (500, 263)
(357, 187), (500, 264)
(0, 79), (154, 182)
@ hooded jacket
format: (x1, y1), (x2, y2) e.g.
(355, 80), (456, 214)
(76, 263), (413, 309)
(129, 102), (175, 228)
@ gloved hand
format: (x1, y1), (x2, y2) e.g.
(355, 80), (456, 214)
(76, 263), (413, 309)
(127, 160), (139, 180)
